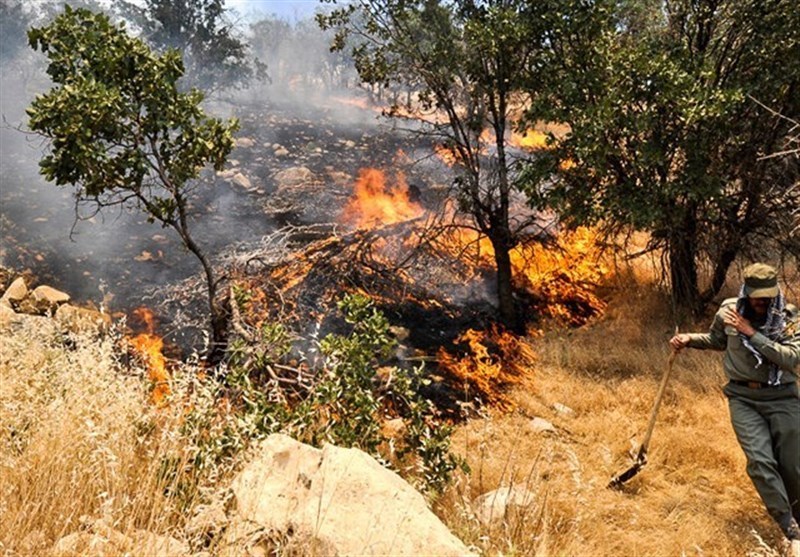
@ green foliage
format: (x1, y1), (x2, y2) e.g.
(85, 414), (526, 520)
(118, 0), (265, 92)
(318, 0), (555, 327)
(27, 6), (238, 216)
(27, 6), (239, 349)
(523, 0), (800, 312)
(177, 293), (462, 495)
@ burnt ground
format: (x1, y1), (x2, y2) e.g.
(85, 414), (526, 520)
(0, 95), (456, 343)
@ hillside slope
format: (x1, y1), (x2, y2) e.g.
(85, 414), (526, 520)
(442, 285), (786, 556)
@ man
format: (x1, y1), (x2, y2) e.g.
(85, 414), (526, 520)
(670, 263), (800, 555)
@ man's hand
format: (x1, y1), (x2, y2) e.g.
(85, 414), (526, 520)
(723, 307), (756, 337)
(669, 334), (691, 351)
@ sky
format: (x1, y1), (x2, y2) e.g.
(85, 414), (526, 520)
(227, 0), (322, 21)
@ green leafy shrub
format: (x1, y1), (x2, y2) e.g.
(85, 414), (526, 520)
(172, 292), (463, 495)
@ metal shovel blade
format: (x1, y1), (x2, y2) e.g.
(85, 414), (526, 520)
(607, 450), (647, 489)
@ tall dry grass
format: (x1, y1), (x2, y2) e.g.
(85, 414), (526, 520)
(2, 262), (797, 556)
(439, 271), (795, 556)
(0, 317), (200, 556)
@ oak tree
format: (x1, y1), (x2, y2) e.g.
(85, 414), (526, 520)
(27, 6), (239, 354)
(525, 0), (800, 314)
(319, 0), (551, 328)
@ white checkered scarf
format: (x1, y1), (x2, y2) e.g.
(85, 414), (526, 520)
(736, 284), (786, 385)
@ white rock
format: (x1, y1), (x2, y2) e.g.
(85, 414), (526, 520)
(235, 137), (255, 148)
(226, 434), (474, 556)
(529, 417), (556, 434)
(273, 166), (316, 191)
(552, 402), (574, 416)
(32, 285), (70, 305)
(473, 486), (538, 525)
(274, 147), (290, 157)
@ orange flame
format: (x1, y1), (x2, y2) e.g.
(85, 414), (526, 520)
(341, 168), (424, 228)
(437, 325), (536, 410)
(434, 226), (610, 326)
(509, 129), (549, 150)
(434, 144), (460, 167)
(130, 307), (170, 405)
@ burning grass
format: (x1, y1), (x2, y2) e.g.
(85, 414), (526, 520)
(0, 318), (199, 555)
(436, 325), (538, 411)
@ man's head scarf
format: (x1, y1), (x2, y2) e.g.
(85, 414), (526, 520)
(736, 284), (786, 385)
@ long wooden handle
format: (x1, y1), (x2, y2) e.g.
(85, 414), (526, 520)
(639, 350), (678, 453)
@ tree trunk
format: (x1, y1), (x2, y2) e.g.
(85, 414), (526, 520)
(668, 210), (701, 316)
(171, 210), (228, 362)
(701, 244), (738, 306)
(490, 236), (519, 331)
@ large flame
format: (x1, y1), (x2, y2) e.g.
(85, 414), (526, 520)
(433, 226), (610, 325)
(437, 325), (537, 410)
(341, 168), (424, 229)
(129, 307), (169, 405)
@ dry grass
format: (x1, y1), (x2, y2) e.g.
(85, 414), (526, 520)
(0, 318), (198, 556)
(440, 276), (793, 556)
(2, 263), (797, 556)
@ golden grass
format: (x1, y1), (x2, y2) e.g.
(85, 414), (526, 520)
(2, 263), (797, 556)
(0, 318), (197, 555)
(440, 278), (792, 556)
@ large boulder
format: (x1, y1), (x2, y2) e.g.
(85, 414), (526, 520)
(223, 434), (474, 556)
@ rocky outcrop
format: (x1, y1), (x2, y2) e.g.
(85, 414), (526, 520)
(222, 434), (474, 556)
(1, 276), (28, 307)
(0, 271), (110, 334)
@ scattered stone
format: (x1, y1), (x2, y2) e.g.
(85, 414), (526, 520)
(552, 402), (574, 416)
(225, 434), (474, 556)
(473, 486), (538, 525)
(235, 137), (256, 148)
(273, 166), (316, 191)
(55, 304), (112, 334)
(217, 169), (237, 180)
(1, 277), (27, 306)
(0, 303), (19, 329)
(529, 417), (556, 434)
(274, 147), (290, 157)
(50, 519), (187, 557)
(32, 285), (70, 306)
(231, 173), (253, 190)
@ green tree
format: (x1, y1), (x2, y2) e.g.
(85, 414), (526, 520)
(27, 6), (239, 354)
(117, 0), (263, 92)
(525, 0), (800, 314)
(319, 0), (550, 329)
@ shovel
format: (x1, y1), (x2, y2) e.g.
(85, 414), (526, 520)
(608, 349), (678, 489)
